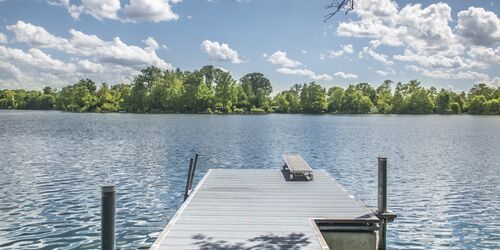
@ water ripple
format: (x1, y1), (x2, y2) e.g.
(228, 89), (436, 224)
(0, 111), (498, 249)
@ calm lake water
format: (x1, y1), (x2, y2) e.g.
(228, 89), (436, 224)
(0, 111), (499, 249)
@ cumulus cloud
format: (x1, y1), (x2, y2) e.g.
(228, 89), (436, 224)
(0, 33), (7, 44)
(337, 0), (499, 83)
(456, 7), (500, 47)
(341, 44), (354, 54)
(334, 71), (358, 79)
(376, 70), (389, 76)
(264, 50), (301, 67)
(48, 0), (181, 22)
(0, 47), (75, 75)
(467, 46), (500, 65)
(277, 67), (332, 81)
(0, 61), (24, 83)
(7, 21), (68, 49)
(200, 40), (242, 64)
(47, 0), (84, 19)
(81, 0), (121, 20)
(406, 65), (491, 81)
(1, 20), (172, 88)
(7, 21), (171, 70)
(326, 44), (355, 58)
(360, 46), (393, 65)
(144, 37), (160, 49)
(124, 0), (180, 22)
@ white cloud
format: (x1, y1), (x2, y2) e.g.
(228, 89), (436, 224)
(0, 33), (7, 43)
(47, 0), (84, 19)
(456, 7), (500, 47)
(144, 37), (160, 49)
(81, 0), (121, 20)
(6, 21), (171, 70)
(0, 46), (75, 74)
(334, 71), (358, 79)
(264, 50), (301, 67)
(277, 67), (332, 81)
(360, 46), (393, 65)
(48, 0), (181, 22)
(124, 0), (180, 22)
(376, 70), (388, 76)
(337, 1), (463, 55)
(405, 65), (494, 82)
(394, 49), (484, 69)
(326, 44), (355, 58)
(200, 40), (242, 64)
(76, 59), (104, 73)
(7, 21), (68, 49)
(301, 50), (307, 54)
(328, 49), (343, 58)
(341, 44), (354, 54)
(2, 21), (172, 88)
(0, 61), (24, 83)
(468, 46), (500, 65)
(337, 0), (499, 82)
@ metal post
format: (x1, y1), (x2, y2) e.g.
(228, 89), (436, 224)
(101, 184), (116, 250)
(377, 157), (387, 250)
(184, 158), (194, 201)
(191, 154), (199, 184)
(378, 157), (387, 213)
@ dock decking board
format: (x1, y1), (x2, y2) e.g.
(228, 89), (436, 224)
(151, 169), (377, 250)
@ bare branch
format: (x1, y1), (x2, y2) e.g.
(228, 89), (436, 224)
(324, 0), (355, 22)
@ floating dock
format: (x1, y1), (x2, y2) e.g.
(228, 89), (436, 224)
(150, 168), (381, 250)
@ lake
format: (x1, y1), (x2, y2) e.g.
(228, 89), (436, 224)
(0, 111), (498, 249)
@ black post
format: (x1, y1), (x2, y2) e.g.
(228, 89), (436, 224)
(190, 154), (199, 185)
(378, 157), (387, 250)
(101, 184), (116, 250)
(184, 158), (194, 201)
(378, 157), (387, 213)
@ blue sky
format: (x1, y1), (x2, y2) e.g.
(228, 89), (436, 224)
(0, 0), (499, 93)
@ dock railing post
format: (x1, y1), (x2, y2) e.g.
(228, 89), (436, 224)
(190, 154), (199, 188)
(378, 157), (387, 214)
(101, 184), (116, 250)
(184, 158), (194, 201)
(376, 157), (396, 250)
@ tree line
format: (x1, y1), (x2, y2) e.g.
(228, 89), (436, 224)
(1, 65), (499, 115)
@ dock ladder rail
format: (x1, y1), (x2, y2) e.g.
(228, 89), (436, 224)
(282, 153), (314, 181)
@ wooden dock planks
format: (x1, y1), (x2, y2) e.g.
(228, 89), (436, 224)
(150, 169), (377, 250)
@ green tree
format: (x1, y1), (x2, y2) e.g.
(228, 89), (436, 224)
(469, 83), (495, 99)
(342, 85), (373, 114)
(96, 83), (120, 112)
(468, 95), (487, 114)
(436, 89), (452, 114)
(300, 82), (327, 113)
(376, 80), (393, 114)
(215, 71), (236, 112)
(240, 72), (272, 108)
(327, 86), (344, 113)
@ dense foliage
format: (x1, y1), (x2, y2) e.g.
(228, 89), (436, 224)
(1, 66), (499, 115)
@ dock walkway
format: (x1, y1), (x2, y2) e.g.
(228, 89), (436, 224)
(151, 169), (377, 249)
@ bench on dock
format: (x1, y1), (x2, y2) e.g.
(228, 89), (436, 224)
(283, 153), (314, 181)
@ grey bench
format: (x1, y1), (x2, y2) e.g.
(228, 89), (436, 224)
(282, 153), (314, 181)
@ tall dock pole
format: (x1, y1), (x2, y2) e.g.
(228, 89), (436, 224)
(376, 157), (396, 250)
(101, 184), (116, 250)
(378, 157), (388, 249)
